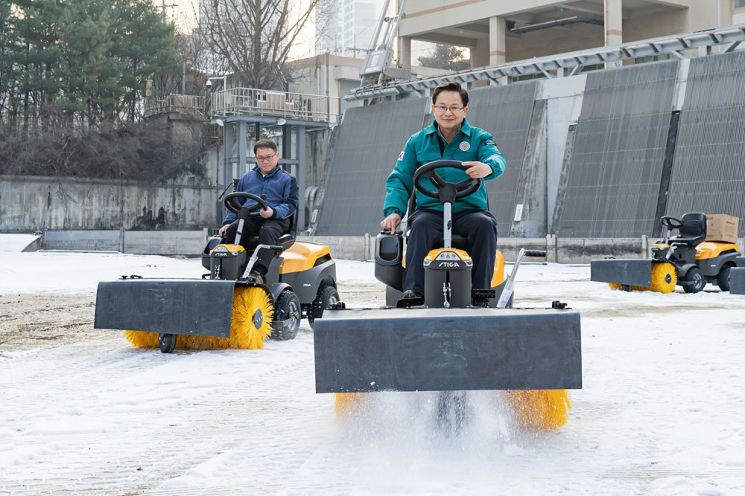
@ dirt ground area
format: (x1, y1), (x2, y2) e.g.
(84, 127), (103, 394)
(0, 281), (385, 352)
(1, 293), (107, 351)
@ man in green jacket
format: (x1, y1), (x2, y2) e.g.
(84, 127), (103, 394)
(380, 82), (506, 304)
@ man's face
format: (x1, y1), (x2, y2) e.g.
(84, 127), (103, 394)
(432, 91), (468, 133)
(255, 147), (279, 174)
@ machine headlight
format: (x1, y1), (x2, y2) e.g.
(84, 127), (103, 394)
(435, 251), (461, 262)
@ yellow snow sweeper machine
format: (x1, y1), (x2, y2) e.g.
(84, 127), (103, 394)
(94, 191), (340, 353)
(312, 161), (583, 431)
(591, 212), (744, 294)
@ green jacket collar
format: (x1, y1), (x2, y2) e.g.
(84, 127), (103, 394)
(425, 118), (473, 138)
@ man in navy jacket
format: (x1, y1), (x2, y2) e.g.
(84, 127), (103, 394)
(219, 140), (298, 281)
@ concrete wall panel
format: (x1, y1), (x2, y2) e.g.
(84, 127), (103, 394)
(666, 50), (745, 236)
(315, 98), (428, 235)
(0, 175), (217, 232)
(555, 61), (679, 237)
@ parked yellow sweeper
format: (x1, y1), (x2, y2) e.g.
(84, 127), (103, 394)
(591, 212), (744, 294)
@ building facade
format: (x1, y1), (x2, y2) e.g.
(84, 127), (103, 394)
(397, 0), (744, 69)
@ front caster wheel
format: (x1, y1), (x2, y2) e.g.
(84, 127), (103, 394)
(159, 333), (177, 353)
(683, 267), (706, 294)
(308, 285), (340, 328)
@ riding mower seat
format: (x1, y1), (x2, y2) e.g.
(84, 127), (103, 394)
(668, 212), (707, 247)
(244, 212), (297, 253)
(202, 213), (296, 271)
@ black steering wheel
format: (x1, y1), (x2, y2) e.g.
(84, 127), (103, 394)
(660, 216), (683, 229)
(413, 160), (481, 204)
(223, 192), (269, 217)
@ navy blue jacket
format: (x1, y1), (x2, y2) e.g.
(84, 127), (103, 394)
(222, 166), (299, 225)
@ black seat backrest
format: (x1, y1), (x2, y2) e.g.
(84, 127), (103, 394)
(669, 212), (706, 247)
(278, 211), (297, 250)
(680, 212), (707, 239)
(247, 211), (296, 251)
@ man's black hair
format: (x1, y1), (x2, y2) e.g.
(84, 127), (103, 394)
(431, 82), (469, 107)
(254, 139), (278, 154)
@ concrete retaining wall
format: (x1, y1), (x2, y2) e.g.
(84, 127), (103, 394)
(42, 229), (210, 256)
(0, 175), (219, 232)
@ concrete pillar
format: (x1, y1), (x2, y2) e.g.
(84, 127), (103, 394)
(471, 37), (489, 69)
(546, 234), (558, 263)
(398, 36), (411, 69)
(237, 121), (247, 177)
(489, 16), (506, 66)
(297, 126), (306, 231)
(223, 123), (233, 189)
(604, 0), (622, 68)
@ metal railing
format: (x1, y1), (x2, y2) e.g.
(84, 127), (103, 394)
(145, 94), (205, 116)
(209, 88), (340, 124)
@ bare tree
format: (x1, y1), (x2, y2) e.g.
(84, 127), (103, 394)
(199, 0), (321, 89)
(152, 30), (211, 97)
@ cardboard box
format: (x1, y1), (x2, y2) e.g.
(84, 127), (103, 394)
(706, 214), (739, 243)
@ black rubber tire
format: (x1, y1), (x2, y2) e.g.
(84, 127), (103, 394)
(436, 391), (470, 436)
(717, 265), (732, 292)
(683, 267), (706, 294)
(159, 333), (177, 353)
(271, 290), (301, 340)
(308, 285), (340, 329)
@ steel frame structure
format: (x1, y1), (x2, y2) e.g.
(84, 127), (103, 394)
(346, 24), (745, 101)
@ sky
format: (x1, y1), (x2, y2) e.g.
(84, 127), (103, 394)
(162, 0), (435, 63)
(2, 234), (745, 494)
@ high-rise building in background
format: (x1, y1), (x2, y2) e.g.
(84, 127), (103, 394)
(340, 0), (378, 58)
(315, 0), (384, 58)
(314, 0), (341, 55)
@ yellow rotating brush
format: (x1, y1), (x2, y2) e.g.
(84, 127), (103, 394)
(334, 393), (365, 415)
(648, 262), (676, 293)
(607, 262), (676, 294)
(507, 390), (572, 431)
(124, 286), (273, 350)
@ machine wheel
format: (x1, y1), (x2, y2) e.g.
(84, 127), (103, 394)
(308, 285), (340, 328)
(158, 333), (177, 353)
(271, 290), (301, 340)
(436, 391), (470, 436)
(683, 267), (706, 294)
(717, 265), (732, 292)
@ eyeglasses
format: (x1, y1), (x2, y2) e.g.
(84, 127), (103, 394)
(433, 105), (464, 114)
(256, 153), (276, 162)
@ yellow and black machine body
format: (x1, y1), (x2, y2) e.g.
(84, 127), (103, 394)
(314, 161), (582, 430)
(591, 212), (745, 294)
(95, 191), (340, 353)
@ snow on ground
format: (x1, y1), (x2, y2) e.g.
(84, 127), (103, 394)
(0, 234), (39, 253)
(0, 250), (374, 295)
(1, 240), (745, 495)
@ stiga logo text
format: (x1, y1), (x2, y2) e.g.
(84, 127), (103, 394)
(434, 261), (464, 269)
